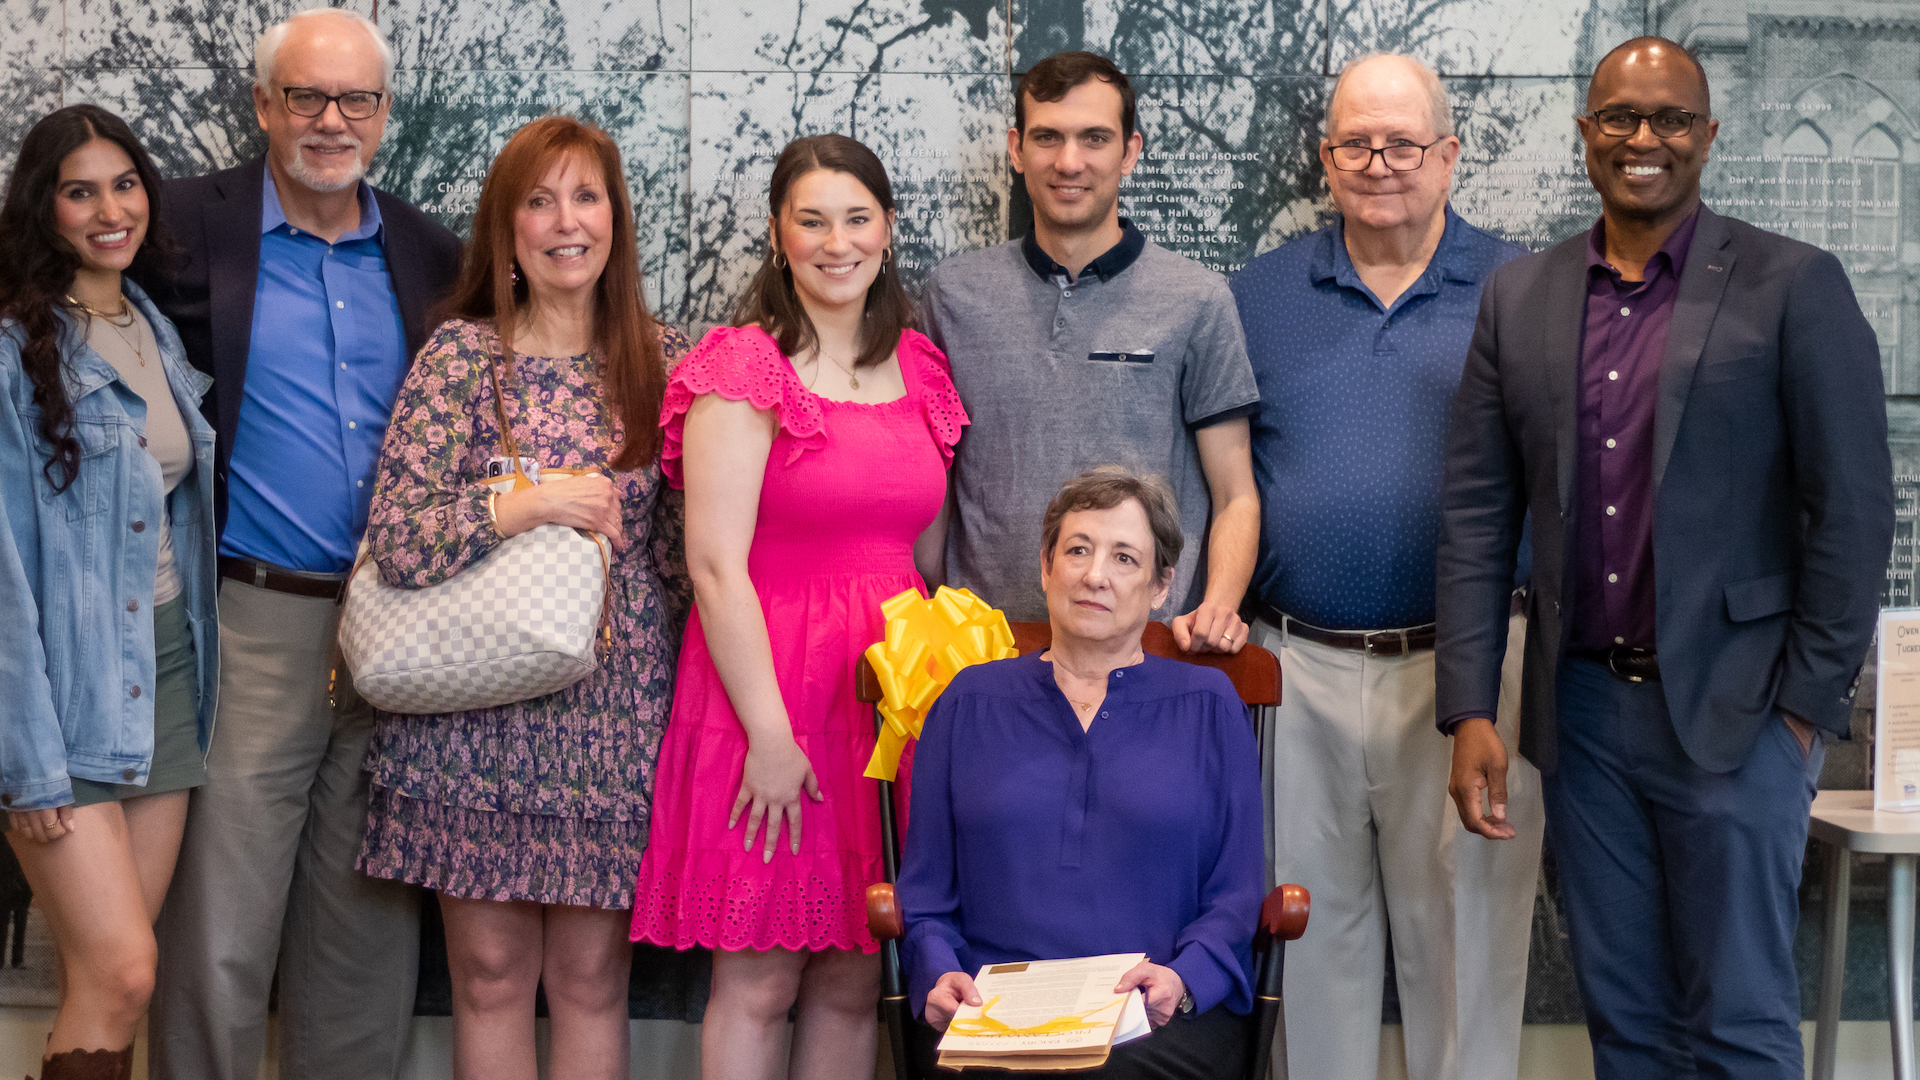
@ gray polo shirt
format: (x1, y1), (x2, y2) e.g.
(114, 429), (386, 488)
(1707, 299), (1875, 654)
(924, 223), (1259, 621)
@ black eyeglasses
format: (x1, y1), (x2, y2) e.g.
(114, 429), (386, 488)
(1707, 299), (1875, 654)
(1328, 137), (1446, 172)
(281, 87), (386, 120)
(1585, 107), (1703, 139)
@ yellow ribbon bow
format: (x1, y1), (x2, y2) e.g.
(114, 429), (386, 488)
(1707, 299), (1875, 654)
(862, 586), (1017, 782)
(946, 994), (1126, 1037)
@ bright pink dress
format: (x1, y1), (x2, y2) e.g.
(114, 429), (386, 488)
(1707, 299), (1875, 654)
(630, 325), (967, 953)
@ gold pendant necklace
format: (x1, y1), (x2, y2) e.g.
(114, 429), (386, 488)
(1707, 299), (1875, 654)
(821, 352), (859, 389)
(68, 294), (146, 367)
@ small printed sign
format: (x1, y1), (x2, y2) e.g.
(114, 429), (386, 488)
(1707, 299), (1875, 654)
(1876, 609), (1920, 811)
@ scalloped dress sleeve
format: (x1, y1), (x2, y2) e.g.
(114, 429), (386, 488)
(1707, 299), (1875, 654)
(657, 325), (827, 488)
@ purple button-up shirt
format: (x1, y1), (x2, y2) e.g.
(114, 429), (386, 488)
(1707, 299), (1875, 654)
(1569, 207), (1699, 652)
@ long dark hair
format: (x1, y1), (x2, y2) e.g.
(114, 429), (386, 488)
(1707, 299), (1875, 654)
(0, 104), (172, 492)
(440, 115), (666, 471)
(732, 134), (913, 370)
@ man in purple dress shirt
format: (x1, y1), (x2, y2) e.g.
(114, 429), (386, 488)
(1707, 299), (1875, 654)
(1436, 37), (1893, 1079)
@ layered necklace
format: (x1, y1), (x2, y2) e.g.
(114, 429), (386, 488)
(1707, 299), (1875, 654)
(66, 294), (146, 367)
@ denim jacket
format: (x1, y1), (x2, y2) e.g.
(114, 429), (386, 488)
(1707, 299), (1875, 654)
(0, 281), (218, 810)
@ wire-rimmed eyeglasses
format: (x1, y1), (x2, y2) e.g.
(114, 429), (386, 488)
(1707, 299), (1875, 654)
(1327, 138), (1446, 172)
(281, 87), (386, 120)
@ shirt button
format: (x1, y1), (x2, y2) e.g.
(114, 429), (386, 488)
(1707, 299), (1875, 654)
(1620, 306), (1631, 316)
(129, 686), (141, 698)
(126, 600), (139, 612)
(336, 300), (345, 309)
(1605, 438), (1617, 449)
(357, 480), (365, 488)
(121, 768), (137, 782)
(1615, 636), (1625, 644)
(1063, 290), (1073, 298)
(348, 420), (357, 429)
(340, 362), (348, 370)
(1101, 711), (1109, 718)
(1114, 671), (1123, 678)
(1606, 505), (1616, 516)
(1608, 371), (1619, 381)
(1607, 573), (1619, 584)
(130, 521), (145, 533)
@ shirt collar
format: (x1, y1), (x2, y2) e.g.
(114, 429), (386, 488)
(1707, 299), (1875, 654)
(1309, 205), (1477, 299)
(1022, 218), (1146, 284)
(261, 166), (384, 243)
(1586, 203), (1700, 284)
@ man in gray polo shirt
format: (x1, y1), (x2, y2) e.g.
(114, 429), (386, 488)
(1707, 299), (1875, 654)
(924, 50), (1260, 648)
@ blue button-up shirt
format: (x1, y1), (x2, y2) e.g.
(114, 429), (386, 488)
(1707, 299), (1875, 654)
(220, 171), (408, 573)
(1231, 208), (1527, 629)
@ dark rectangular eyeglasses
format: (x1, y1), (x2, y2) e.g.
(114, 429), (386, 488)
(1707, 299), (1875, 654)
(1328, 138), (1445, 172)
(282, 87), (385, 120)
(1586, 107), (1702, 139)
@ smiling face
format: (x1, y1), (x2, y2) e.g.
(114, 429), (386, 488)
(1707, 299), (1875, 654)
(253, 15), (390, 195)
(1010, 79), (1143, 235)
(1322, 56), (1459, 237)
(512, 151), (614, 308)
(1041, 499), (1173, 649)
(1578, 42), (1717, 226)
(53, 136), (149, 282)
(768, 167), (894, 316)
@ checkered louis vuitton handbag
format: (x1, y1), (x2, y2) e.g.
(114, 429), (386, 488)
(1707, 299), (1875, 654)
(338, 352), (613, 716)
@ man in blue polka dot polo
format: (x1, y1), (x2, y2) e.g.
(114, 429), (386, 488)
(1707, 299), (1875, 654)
(1230, 53), (1537, 1080)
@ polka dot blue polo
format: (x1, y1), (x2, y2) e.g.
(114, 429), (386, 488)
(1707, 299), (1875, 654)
(1230, 207), (1527, 630)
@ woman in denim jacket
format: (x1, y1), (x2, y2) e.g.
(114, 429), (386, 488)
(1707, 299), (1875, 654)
(0, 105), (218, 1080)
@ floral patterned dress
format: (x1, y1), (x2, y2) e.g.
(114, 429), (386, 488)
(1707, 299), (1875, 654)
(357, 317), (692, 909)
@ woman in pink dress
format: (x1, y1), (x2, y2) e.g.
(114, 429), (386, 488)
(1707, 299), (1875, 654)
(630, 134), (966, 1078)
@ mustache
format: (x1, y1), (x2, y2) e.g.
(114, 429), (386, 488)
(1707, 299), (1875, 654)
(298, 134), (364, 152)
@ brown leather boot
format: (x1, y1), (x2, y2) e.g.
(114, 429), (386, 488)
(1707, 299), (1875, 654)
(32, 1045), (132, 1080)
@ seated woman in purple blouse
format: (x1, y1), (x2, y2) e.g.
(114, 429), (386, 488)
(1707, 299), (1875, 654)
(897, 466), (1266, 1079)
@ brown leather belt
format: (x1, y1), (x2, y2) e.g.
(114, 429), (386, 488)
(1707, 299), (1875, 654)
(1250, 602), (1435, 656)
(1573, 645), (1661, 683)
(218, 556), (348, 601)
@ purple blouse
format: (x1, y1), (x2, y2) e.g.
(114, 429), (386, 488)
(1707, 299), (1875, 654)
(897, 652), (1265, 1020)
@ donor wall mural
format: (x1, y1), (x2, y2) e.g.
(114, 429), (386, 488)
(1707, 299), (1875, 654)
(3, 0), (1918, 1025)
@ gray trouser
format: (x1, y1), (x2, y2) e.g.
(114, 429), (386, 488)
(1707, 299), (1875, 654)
(150, 577), (419, 1080)
(1254, 613), (1545, 1080)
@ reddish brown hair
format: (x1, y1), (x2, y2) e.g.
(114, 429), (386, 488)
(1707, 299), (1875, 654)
(441, 115), (665, 471)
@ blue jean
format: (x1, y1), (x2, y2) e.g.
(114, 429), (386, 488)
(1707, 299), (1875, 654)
(1545, 656), (1823, 1080)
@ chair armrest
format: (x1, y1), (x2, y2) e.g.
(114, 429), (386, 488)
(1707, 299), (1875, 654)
(1260, 884), (1310, 941)
(867, 882), (904, 942)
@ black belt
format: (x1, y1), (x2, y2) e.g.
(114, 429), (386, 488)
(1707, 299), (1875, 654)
(1249, 602), (1435, 656)
(1572, 645), (1661, 683)
(218, 556), (348, 601)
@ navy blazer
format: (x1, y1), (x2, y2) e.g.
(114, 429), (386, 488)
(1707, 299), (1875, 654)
(1435, 205), (1894, 774)
(135, 157), (464, 532)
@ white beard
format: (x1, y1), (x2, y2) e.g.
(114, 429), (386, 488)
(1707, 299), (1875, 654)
(283, 137), (367, 193)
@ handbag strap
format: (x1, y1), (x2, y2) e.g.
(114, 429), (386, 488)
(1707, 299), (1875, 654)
(489, 348), (616, 656)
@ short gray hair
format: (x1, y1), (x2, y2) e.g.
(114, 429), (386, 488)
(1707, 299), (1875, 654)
(254, 8), (395, 92)
(1040, 466), (1184, 583)
(1329, 52), (1454, 140)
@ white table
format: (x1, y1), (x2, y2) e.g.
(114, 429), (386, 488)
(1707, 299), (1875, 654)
(1809, 790), (1920, 1080)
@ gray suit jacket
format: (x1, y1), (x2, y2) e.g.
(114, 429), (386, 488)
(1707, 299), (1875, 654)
(1435, 205), (1894, 774)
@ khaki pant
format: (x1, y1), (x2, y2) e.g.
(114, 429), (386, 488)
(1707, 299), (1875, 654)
(150, 578), (419, 1080)
(1254, 614), (1543, 1080)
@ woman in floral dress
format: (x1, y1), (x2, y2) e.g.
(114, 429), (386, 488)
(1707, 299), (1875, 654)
(357, 116), (688, 1080)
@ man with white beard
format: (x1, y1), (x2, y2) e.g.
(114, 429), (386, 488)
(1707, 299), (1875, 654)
(134, 9), (461, 1079)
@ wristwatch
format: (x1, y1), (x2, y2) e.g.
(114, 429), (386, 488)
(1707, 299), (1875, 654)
(1177, 990), (1194, 1015)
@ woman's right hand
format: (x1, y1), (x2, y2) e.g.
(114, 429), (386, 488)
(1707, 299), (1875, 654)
(926, 971), (983, 1031)
(493, 471), (627, 551)
(729, 735), (823, 862)
(8, 804), (74, 844)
